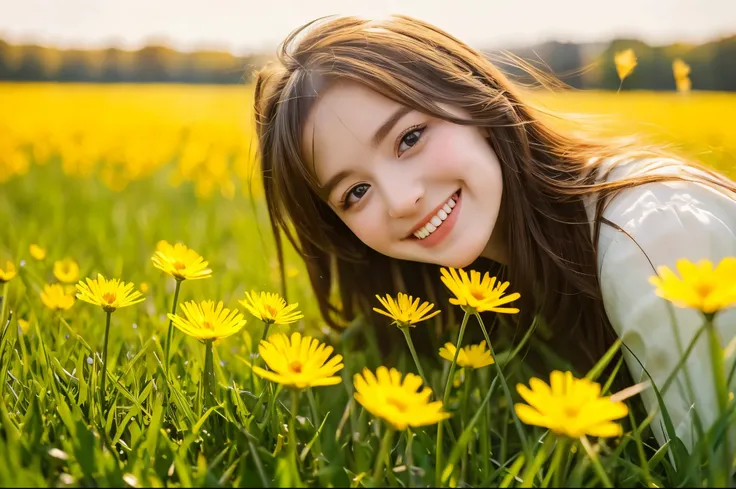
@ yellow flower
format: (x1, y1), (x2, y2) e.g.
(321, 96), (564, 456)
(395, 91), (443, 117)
(40, 283), (75, 312)
(151, 242), (212, 281)
(239, 290), (304, 325)
(614, 48), (637, 81)
(29, 244), (46, 261)
(373, 292), (440, 327)
(53, 258), (80, 283)
(672, 58), (691, 81)
(253, 332), (343, 389)
(675, 77), (692, 94)
(0, 261), (17, 283)
(139, 282), (150, 294)
(168, 300), (246, 342)
(76, 273), (145, 313)
(649, 257), (736, 315)
(18, 319), (31, 335)
(514, 370), (629, 438)
(353, 366), (451, 430)
(156, 239), (174, 253)
(440, 267), (520, 313)
(439, 341), (495, 369)
(673, 59), (692, 94)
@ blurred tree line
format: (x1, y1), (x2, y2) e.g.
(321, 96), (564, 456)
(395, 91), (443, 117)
(0, 41), (271, 84)
(0, 34), (734, 90)
(489, 35), (736, 91)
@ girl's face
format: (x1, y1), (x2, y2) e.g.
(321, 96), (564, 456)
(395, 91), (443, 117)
(303, 81), (505, 268)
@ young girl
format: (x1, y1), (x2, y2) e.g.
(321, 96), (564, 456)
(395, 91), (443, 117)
(251, 14), (736, 450)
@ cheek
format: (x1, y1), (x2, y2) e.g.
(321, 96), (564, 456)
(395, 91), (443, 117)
(343, 208), (391, 248)
(426, 127), (488, 177)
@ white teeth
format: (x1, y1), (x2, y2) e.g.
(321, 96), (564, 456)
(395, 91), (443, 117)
(412, 192), (460, 239)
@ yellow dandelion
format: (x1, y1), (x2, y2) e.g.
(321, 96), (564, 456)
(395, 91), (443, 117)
(139, 282), (150, 294)
(672, 58), (691, 81)
(649, 257), (736, 315)
(673, 59), (692, 94)
(675, 77), (692, 94)
(53, 258), (80, 284)
(373, 292), (440, 327)
(0, 261), (17, 283)
(29, 244), (46, 261)
(439, 341), (495, 369)
(76, 273), (145, 313)
(614, 48), (637, 81)
(168, 300), (246, 342)
(514, 370), (629, 438)
(253, 332), (344, 389)
(353, 366), (451, 430)
(151, 242), (212, 281)
(18, 319), (31, 335)
(239, 290), (304, 325)
(440, 267), (520, 314)
(156, 239), (174, 253)
(40, 283), (75, 312)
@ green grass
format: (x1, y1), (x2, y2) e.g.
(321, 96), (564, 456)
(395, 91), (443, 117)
(1, 88), (735, 487)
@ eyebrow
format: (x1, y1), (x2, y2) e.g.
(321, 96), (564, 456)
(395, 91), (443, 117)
(371, 105), (413, 148)
(318, 106), (414, 201)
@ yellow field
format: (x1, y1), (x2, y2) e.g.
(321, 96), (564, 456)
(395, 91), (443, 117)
(0, 84), (735, 487)
(0, 84), (734, 196)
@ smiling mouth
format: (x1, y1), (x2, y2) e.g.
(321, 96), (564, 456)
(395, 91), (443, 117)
(406, 189), (461, 240)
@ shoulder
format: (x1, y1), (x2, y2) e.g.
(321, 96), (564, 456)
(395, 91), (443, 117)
(591, 156), (736, 448)
(586, 156), (736, 264)
(594, 155), (736, 316)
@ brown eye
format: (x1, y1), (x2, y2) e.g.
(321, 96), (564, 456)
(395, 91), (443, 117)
(398, 127), (425, 155)
(342, 183), (370, 210)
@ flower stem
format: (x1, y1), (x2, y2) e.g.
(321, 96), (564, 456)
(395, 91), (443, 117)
(100, 311), (112, 415)
(543, 436), (568, 488)
(436, 310), (470, 485)
(164, 279), (182, 377)
(202, 339), (216, 410)
(579, 436), (612, 488)
(260, 321), (271, 344)
(705, 313), (730, 486)
(406, 429), (415, 488)
(290, 389), (304, 487)
(474, 312), (531, 459)
(400, 326), (429, 387)
(0, 282), (9, 337)
(373, 426), (395, 484)
(461, 369), (473, 481)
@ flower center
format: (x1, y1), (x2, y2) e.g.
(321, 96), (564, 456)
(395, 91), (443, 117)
(102, 292), (116, 304)
(173, 261), (186, 270)
(264, 304), (278, 318)
(203, 321), (213, 330)
(695, 281), (715, 298)
(288, 361), (303, 374)
(563, 405), (580, 418)
(470, 288), (486, 301)
(387, 395), (408, 413)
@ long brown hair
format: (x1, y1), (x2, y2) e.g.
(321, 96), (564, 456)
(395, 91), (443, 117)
(251, 14), (736, 377)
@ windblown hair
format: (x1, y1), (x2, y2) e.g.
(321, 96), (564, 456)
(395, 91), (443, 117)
(252, 14), (735, 377)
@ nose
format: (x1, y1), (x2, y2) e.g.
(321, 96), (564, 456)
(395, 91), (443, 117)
(383, 178), (424, 219)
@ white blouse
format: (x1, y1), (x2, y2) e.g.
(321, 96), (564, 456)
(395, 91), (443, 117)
(585, 156), (736, 450)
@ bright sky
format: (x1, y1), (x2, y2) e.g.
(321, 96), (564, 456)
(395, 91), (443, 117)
(0, 0), (734, 54)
